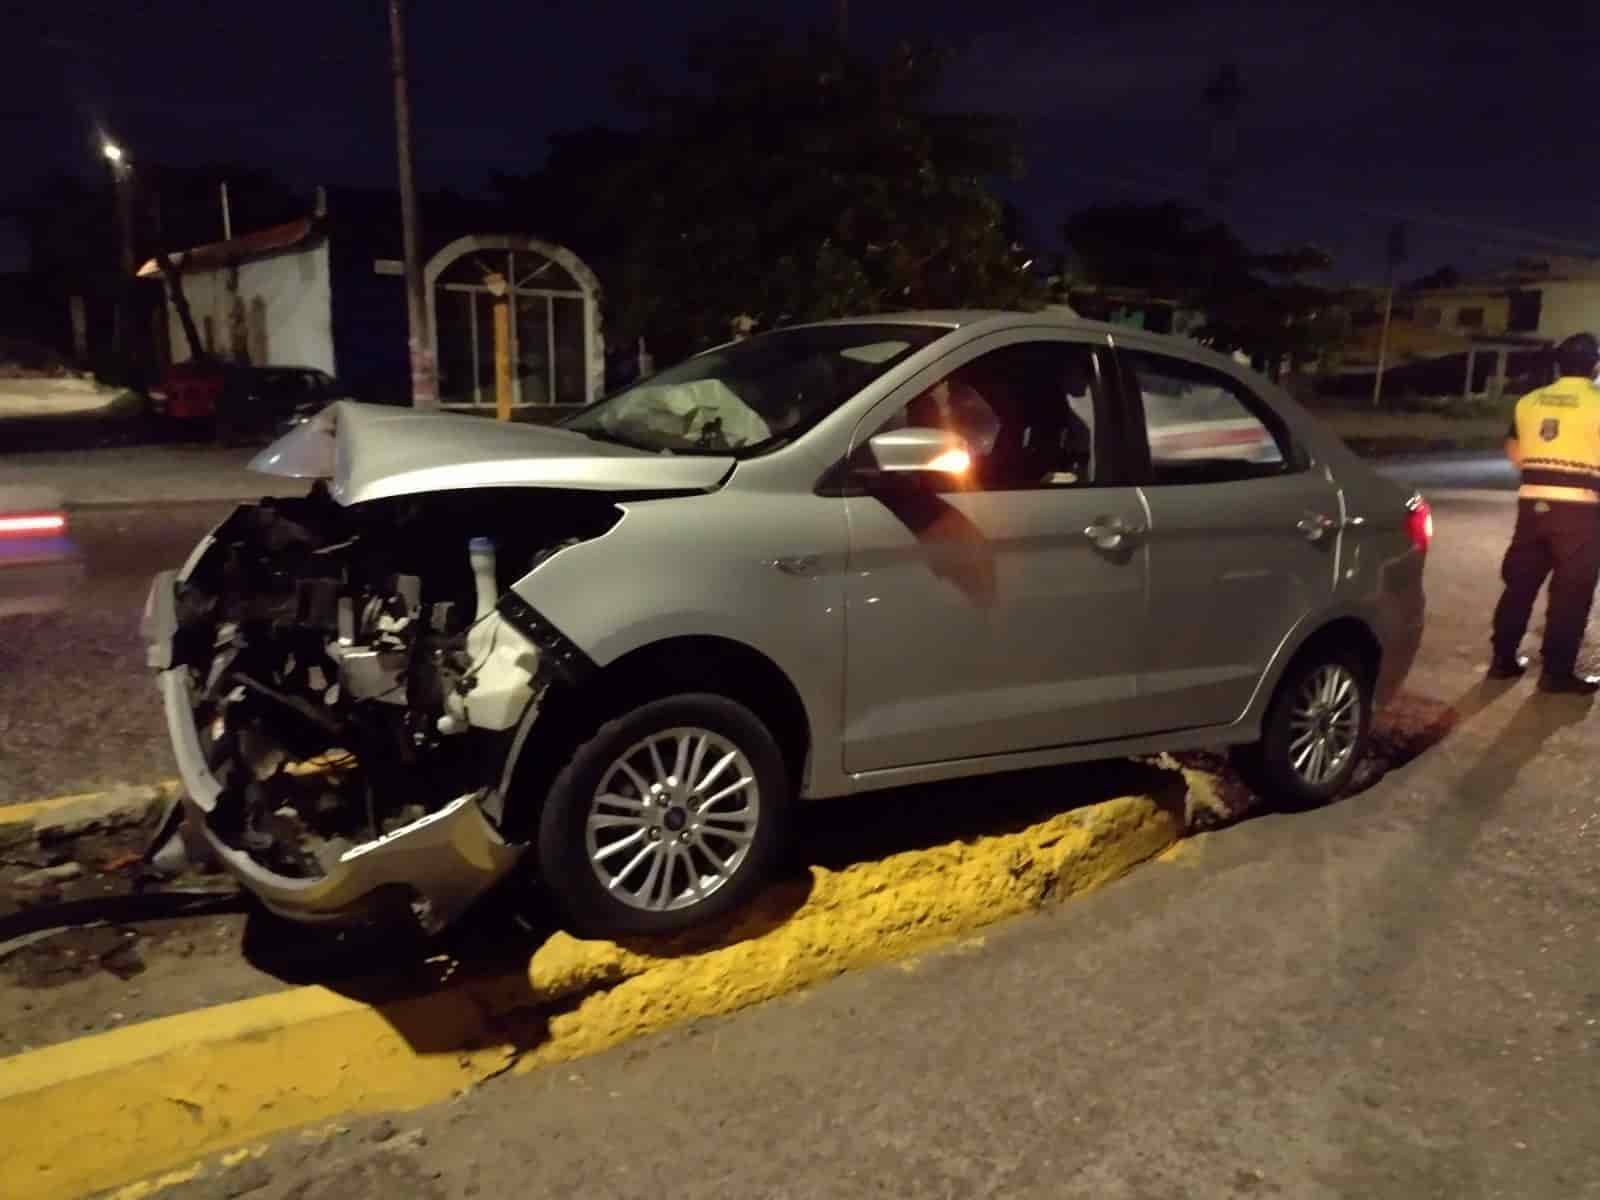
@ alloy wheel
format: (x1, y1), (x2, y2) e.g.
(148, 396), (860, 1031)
(1286, 663), (1363, 787)
(583, 726), (762, 912)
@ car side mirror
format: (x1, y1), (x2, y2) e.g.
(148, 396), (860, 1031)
(863, 427), (974, 479)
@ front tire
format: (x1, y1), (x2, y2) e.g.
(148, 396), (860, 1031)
(536, 693), (791, 939)
(1233, 646), (1373, 810)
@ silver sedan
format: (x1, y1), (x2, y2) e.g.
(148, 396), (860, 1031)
(144, 311), (1427, 938)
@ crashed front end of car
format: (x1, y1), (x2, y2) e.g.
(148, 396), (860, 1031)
(140, 401), (728, 932)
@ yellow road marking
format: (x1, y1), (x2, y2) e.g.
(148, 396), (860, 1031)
(0, 782), (179, 827)
(0, 761), (342, 827)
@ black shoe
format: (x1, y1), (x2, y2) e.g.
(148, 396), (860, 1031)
(1537, 671), (1600, 695)
(1487, 654), (1530, 680)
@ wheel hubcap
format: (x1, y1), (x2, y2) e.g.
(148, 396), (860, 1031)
(1287, 664), (1363, 787)
(584, 726), (761, 912)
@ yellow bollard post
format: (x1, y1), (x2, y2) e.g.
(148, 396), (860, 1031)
(485, 271), (512, 422)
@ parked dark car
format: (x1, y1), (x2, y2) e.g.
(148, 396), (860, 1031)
(150, 362), (353, 445)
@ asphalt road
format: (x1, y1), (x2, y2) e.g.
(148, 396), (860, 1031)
(1379, 451), (1517, 494)
(74, 483), (1586, 1199)
(0, 502), (231, 805)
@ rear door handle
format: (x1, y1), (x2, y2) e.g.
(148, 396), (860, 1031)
(1297, 513), (1337, 542)
(1084, 518), (1145, 551)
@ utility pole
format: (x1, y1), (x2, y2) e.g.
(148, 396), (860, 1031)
(388, 0), (438, 408)
(1202, 63), (1245, 217)
(835, 0), (848, 40)
(1200, 63), (1244, 322)
(103, 142), (136, 359)
(1371, 222), (1407, 409)
(219, 179), (233, 241)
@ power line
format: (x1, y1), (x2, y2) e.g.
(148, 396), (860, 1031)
(1357, 207), (1600, 257)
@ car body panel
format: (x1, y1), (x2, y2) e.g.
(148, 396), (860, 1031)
(512, 487), (850, 794)
(250, 400), (736, 504)
(839, 483), (1150, 769)
(831, 324), (1151, 769)
(1133, 470), (1344, 730)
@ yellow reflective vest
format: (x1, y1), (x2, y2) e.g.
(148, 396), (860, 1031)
(1511, 375), (1600, 496)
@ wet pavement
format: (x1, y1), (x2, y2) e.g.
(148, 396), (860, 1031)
(0, 502), (231, 806)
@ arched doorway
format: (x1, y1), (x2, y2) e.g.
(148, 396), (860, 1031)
(425, 235), (602, 411)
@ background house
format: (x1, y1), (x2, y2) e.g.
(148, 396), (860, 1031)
(139, 188), (604, 412)
(1324, 256), (1600, 402)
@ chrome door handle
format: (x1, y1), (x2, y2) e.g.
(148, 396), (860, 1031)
(1084, 518), (1145, 551)
(771, 554), (821, 577)
(1297, 513), (1336, 542)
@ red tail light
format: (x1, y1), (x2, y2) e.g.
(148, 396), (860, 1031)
(1405, 495), (1432, 554)
(0, 512), (67, 537)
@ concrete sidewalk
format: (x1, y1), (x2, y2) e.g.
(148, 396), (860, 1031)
(0, 444), (303, 507)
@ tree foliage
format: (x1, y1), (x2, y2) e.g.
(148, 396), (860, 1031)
(498, 30), (1042, 358)
(1061, 201), (1340, 372)
(1407, 264), (1462, 290)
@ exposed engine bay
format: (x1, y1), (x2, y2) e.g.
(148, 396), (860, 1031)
(166, 483), (615, 896)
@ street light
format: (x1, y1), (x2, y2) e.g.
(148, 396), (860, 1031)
(102, 141), (125, 166)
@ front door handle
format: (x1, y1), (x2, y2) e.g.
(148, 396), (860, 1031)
(1084, 518), (1145, 551)
(771, 554), (821, 577)
(1297, 513), (1337, 542)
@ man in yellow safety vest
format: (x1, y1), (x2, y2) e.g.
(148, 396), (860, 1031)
(1489, 332), (1600, 693)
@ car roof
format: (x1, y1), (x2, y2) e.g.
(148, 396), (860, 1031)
(793, 309), (1249, 375)
(800, 309), (1012, 330)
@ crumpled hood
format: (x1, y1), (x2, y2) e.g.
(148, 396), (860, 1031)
(249, 401), (735, 505)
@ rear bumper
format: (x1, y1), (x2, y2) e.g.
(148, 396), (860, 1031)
(144, 569), (526, 930)
(1371, 548), (1427, 709)
(1375, 605), (1424, 708)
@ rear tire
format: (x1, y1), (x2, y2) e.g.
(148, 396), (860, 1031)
(1232, 646), (1373, 810)
(536, 693), (791, 939)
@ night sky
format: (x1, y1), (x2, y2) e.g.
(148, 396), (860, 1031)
(3, 0), (1597, 282)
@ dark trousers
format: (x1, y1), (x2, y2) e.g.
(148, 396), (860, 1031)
(1491, 499), (1600, 675)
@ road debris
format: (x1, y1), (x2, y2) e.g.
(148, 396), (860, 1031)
(0, 924), (104, 964)
(13, 862), (84, 891)
(32, 785), (165, 844)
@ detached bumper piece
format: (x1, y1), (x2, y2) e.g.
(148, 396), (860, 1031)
(144, 570), (527, 931)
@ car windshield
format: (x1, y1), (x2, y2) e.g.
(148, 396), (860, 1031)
(562, 323), (950, 455)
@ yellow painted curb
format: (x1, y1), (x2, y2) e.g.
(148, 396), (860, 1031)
(0, 782), (178, 827)
(1, 790), (1184, 1200)
(504, 792), (1183, 1074)
(0, 977), (519, 1200)
(0, 763), (343, 827)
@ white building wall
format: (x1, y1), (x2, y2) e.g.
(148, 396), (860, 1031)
(165, 243), (335, 375)
(1534, 280), (1600, 344)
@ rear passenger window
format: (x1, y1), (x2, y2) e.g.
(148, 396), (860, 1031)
(1127, 351), (1296, 484)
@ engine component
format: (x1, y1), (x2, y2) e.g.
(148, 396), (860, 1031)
(438, 536), (541, 735)
(162, 485), (610, 891)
